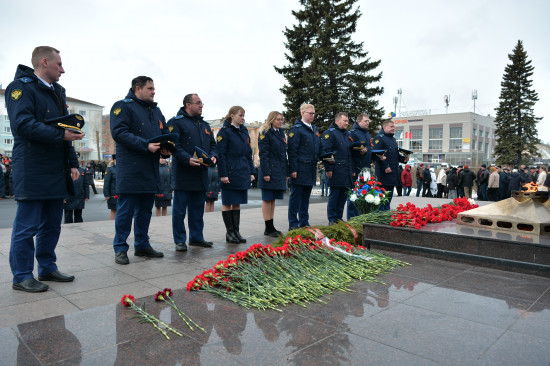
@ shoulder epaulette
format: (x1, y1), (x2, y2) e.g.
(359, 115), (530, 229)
(328, 128), (335, 132)
(174, 115), (184, 119)
(292, 124), (302, 128)
(123, 99), (134, 103)
(18, 77), (33, 83)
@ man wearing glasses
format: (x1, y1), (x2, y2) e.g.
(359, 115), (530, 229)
(287, 103), (321, 230)
(167, 94), (217, 251)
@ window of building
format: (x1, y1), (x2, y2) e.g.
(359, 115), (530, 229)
(479, 129), (483, 137)
(449, 126), (462, 150)
(479, 141), (483, 151)
(4, 126), (10, 133)
(410, 129), (422, 150)
(485, 131), (489, 138)
(429, 127), (443, 150)
(4, 138), (13, 145)
(485, 142), (489, 153)
(395, 129), (403, 148)
(79, 110), (87, 116)
(473, 128), (477, 137)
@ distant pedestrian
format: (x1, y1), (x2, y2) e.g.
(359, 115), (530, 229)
(487, 166), (500, 201)
(458, 165), (476, 199)
(499, 167), (511, 200)
(401, 164), (412, 196)
(64, 167), (89, 223)
(537, 166), (548, 191)
(415, 163), (424, 197)
(447, 167), (458, 199)
(205, 166), (220, 213)
(85, 162), (98, 194)
(103, 155), (118, 220)
(155, 158), (172, 216)
(509, 169), (525, 193)
(423, 165), (432, 197)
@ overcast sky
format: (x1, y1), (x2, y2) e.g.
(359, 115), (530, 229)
(1, 0), (548, 142)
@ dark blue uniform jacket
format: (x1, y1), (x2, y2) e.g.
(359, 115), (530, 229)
(372, 129), (406, 186)
(287, 119), (321, 186)
(5, 64), (79, 200)
(110, 89), (167, 194)
(350, 121), (373, 174)
(167, 108), (217, 191)
(216, 120), (254, 190)
(321, 123), (355, 188)
(258, 127), (288, 191)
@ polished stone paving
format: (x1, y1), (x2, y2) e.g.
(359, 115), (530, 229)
(0, 197), (549, 365)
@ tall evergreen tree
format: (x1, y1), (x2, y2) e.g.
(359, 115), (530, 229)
(275, 0), (384, 133)
(494, 40), (541, 166)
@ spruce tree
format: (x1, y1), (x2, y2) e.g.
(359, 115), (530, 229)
(494, 40), (541, 166)
(275, 0), (384, 133)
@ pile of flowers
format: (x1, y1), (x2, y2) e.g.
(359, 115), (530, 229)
(187, 236), (407, 310)
(348, 168), (389, 214)
(390, 197), (478, 229)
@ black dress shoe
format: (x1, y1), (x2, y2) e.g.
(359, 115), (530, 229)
(175, 243), (188, 252)
(115, 252), (130, 265)
(38, 270), (75, 282)
(134, 247), (164, 257)
(189, 239), (213, 247)
(264, 229), (282, 238)
(12, 278), (49, 292)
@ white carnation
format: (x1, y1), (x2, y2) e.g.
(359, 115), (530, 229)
(366, 194), (375, 203)
(350, 194), (358, 202)
(374, 196), (381, 205)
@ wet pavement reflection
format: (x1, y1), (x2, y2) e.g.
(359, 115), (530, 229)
(1, 254), (548, 365)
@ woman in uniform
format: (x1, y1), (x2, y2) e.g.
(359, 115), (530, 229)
(258, 111), (288, 237)
(217, 106), (255, 244)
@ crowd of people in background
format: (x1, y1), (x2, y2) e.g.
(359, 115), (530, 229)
(410, 163), (549, 201)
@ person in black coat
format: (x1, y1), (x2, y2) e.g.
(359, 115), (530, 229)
(287, 104), (321, 229)
(205, 165), (220, 213)
(446, 167), (459, 199)
(499, 167), (511, 200)
(321, 113), (355, 224)
(103, 155), (118, 220)
(458, 165), (476, 198)
(217, 106), (255, 244)
(155, 158), (172, 216)
(5, 46), (83, 292)
(422, 165), (432, 197)
(64, 167), (89, 223)
(258, 111), (288, 237)
(110, 76), (170, 265)
(509, 169), (525, 193)
(168, 93), (218, 251)
(372, 119), (408, 210)
(84, 162), (98, 194)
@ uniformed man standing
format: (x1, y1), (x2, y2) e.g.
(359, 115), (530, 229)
(347, 113), (374, 219)
(167, 94), (217, 251)
(6, 46), (84, 292)
(110, 76), (170, 265)
(372, 119), (408, 211)
(287, 103), (321, 230)
(321, 113), (355, 224)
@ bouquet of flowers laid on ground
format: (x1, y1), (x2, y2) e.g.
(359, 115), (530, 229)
(348, 168), (390, 214)
(390, 197), (478, 229)
(120, 294), (183, 340)
(154, 288), (205, 333)
(187, 236), (407, 310)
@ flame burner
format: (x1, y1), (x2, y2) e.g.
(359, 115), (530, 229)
(457, 191), (550, 236)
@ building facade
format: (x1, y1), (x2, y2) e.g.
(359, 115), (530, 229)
(393, 112), (496, 167)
